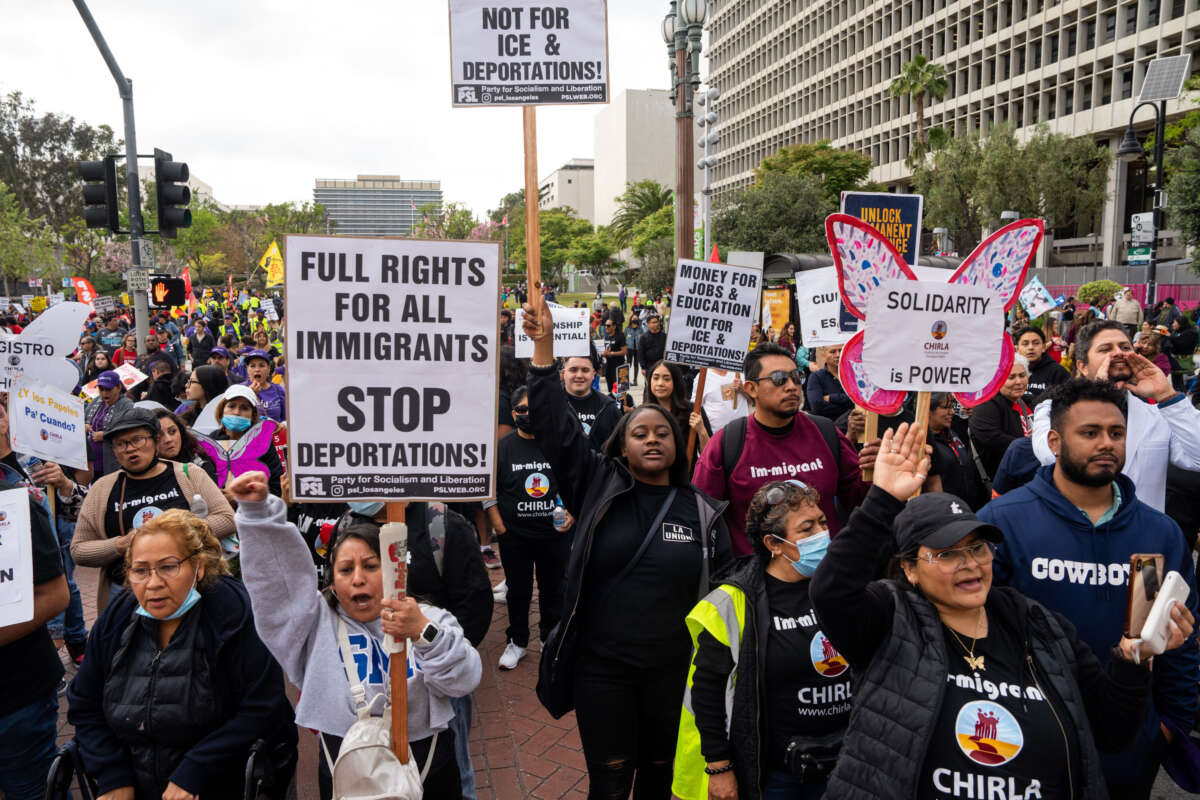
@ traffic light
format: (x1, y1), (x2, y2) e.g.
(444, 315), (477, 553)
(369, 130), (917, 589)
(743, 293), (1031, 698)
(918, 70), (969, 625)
(78, 156), (119, 233)
(154, 148), (191, 239)
(148, 274), (186, 308)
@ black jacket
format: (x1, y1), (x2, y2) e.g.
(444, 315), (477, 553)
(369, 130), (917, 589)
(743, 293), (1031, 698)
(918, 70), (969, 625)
(968, 393), (1029, 479)
(1024, 352), (1070, 406)
(637, 330), (667, 368)
(527, 365), (733, 713)
(406, 502), (493, 647)
(68, 576), (297, 798)
(810, 488), (1151, 800)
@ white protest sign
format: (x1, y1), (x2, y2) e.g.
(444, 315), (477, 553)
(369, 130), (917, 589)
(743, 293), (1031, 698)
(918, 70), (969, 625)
(114, 363), (149, 391)
(9, 378), (88, 470)
(93, 296), (117, 314)
(794, 267), (854, 348)
(48, 293), (65, 306)
(19, 295), (33, 307)
(262, 303), (279, 321)
(0, 486), (34, 627)
(449, 0), (609, 107)
(863, 280), (1003, 392)
(1018, 276), (1058, 318)
(0, 334), (63, 393)
(11, 303), (24, 314)
(285, 235), (499, 501)
(664, 259), (762, 371)
(515, 304), (589, 357)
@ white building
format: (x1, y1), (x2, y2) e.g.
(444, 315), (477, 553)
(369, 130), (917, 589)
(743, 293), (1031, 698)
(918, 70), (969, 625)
(539, 158), (596, 224)
(136, 165), (220, 209)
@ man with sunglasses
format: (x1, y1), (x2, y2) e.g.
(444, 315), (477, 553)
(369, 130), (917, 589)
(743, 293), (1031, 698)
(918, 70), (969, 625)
(694, 343), (872, 556)
(979, 378), (1200, 799)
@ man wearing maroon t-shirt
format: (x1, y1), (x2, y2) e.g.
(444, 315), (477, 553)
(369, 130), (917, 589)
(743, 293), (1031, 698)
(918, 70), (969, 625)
(693, 343), (878, 555)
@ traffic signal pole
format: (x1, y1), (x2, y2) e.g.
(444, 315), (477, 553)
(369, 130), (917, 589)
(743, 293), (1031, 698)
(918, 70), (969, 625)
(73, 0), (149, 354)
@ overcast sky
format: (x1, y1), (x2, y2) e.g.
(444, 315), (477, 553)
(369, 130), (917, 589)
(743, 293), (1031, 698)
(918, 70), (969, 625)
(2, 0), (676, 220)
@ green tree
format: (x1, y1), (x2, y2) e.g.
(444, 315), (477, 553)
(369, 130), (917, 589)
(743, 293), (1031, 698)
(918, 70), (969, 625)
(566, 228), (618, 276)
(609, 180), (673, 248)
(888, 55), (948, 151)
(414, 201), (476, 240)
(711, 173), (834, 255)
(489, 189), (524, 224)
(174, 202), (226, 285)
(631, 205), (675, 259)
(1076, 279), (1124, 306)
(0, 181), (57, 295)
(1167, 123), (1200, 258)
(753, 140), (877, 200)
(635, 237), (676, 298)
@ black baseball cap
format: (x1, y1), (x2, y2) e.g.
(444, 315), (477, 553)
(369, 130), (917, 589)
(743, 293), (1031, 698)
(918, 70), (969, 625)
(894, 493), (1003, 554)
(104, 407), (160, 439)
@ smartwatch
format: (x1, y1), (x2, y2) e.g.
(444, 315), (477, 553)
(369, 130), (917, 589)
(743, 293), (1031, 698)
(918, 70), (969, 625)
(418, 622), (440, 645)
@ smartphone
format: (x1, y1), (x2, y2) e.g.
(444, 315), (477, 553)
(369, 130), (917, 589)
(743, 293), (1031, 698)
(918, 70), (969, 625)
(1126, 554), (1164, 638)
(1141, 571), (1189, 656)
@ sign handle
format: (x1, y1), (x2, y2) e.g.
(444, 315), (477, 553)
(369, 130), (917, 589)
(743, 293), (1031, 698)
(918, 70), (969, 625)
(687, 368), (708, 464)
(911, 391), (931, 497)
(858, 408), (879, 481)
(522, 106), (541, 292)
(384, 501), (410, 763)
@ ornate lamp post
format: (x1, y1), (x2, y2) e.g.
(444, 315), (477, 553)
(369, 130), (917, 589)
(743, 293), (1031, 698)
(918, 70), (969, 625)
(663, 0), (708, 261)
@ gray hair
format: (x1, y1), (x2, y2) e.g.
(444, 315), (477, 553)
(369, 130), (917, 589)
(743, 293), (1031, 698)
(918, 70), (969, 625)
(1011, 353), (1030, 375)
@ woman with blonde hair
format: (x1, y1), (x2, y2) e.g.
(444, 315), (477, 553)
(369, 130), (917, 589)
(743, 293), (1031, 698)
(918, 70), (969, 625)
(68, 509), (297, 800)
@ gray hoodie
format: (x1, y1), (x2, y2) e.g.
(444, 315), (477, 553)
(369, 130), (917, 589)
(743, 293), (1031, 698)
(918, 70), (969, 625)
(237, 494), (482, 738)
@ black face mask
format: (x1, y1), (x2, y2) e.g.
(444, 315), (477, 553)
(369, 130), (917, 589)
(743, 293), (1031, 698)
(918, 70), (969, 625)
(513, 414), (533, 433)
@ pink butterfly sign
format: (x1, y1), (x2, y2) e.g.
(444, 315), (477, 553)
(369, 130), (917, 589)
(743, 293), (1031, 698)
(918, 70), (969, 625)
(825, 213), (1043, 414)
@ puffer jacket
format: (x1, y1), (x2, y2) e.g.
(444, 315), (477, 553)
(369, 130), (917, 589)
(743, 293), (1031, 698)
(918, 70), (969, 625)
(68, 576), (297, 798)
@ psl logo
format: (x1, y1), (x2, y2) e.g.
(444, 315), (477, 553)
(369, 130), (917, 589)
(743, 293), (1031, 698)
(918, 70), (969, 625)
(456, 86), (478, 103)
(298, 476), (325, 496)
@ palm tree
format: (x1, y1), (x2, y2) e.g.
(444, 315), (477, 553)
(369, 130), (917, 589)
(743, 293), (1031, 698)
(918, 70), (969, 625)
(888, 55), (949, 150)
(609, 180), (673, 248)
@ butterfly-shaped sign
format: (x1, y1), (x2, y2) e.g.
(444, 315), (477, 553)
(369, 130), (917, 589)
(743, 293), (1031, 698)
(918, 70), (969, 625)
(825, 214), (1043, 415)
(192, 418), (280, 489)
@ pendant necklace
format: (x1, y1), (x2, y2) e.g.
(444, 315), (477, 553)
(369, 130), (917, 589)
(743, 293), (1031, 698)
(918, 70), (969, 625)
(946, 608), (987, 671)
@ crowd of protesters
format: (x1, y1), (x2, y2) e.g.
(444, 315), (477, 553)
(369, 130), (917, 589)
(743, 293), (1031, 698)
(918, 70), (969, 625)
(4, 281), (1200, 800)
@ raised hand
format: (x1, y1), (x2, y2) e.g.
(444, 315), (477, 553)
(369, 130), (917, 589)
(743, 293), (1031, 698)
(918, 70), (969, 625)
(520, 293), (554, 343)
(872, 423), (931, 502)
(1123, 351), (1177, 402)
(226, 470), (270, 503)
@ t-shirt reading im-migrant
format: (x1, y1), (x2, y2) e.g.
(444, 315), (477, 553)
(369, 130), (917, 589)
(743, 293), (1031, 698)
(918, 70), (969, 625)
(565, 390), (620, 451)
(104, 466), (189, 539)
(579, 482), (703, 670)
(495, 432), (560, 539)
(917, 614), (1073, 800)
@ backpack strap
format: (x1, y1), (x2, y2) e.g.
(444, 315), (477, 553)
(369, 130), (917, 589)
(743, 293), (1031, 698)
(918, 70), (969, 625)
(719, 415), (748, 498)
(805, 412), (842, 471)
(420, 732), (441, 782)
(336, 618), (370, 717)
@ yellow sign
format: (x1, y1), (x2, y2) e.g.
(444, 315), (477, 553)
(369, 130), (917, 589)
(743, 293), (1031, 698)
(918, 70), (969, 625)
(761, 287), (791, 338)
(29, 297), (47, 312)
(121, 293), (130, 306)
(261, 240), (285, 288)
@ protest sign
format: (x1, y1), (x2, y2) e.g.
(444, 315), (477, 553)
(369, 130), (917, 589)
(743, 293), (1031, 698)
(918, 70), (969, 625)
(0, 486), (33, 627)
(261, 240), (285, 288)
(793, 267), (859, 348)
(863, 280), (1004, 392)
(760, 288), (791, 336)
(262, 302), (279, 322)
(9, 377), (87, 470)
(840, 191), (924, 268)
(515, 304), (589, 358)
(0, 333), (63, 393)
(48, 293), (65, 306)
(71, 277), (98, 304)
(448, 0), (609, 107)
(30, 297), (46, 313)
(114, 363), (149, 391)
(285, 235), (500, 501)
(0, 298), (9, 309)
(1018, 276), (1058, 318)
(664, 259), (762, 371)
(20, 295), (33, 307)
(93, 296), (117, 314)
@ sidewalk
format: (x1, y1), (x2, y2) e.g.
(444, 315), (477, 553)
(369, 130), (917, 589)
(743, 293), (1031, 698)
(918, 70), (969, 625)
(56, 563), (588, 800)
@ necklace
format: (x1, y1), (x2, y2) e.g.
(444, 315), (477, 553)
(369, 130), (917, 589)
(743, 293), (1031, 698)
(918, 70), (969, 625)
(945, 609), (987, 671)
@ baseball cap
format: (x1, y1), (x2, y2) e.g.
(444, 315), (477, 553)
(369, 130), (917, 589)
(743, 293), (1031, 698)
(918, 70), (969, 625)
(243, 349), (272, 365)
(96, 370), (121, 389)
(221, 384), (258, 406)
(104, 407), (159, 439)
(893, 493), (1003, 554)
(209, 346), (232, 359)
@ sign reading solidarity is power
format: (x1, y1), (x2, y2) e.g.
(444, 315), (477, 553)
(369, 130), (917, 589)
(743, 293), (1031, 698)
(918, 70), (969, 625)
(664, 259), (762, 371)
(862, 280), (1003, 392)
(285, 235), (500, 501)
(449, 0), (609, 106)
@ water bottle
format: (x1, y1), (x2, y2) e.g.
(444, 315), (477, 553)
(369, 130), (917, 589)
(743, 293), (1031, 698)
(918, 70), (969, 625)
(189, 492), (209, 518)
(552, 496), (569, 532)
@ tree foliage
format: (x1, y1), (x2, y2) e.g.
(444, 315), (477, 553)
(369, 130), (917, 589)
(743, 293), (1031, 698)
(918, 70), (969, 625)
(1076, 279), (1124, 306)
(631, 205), (674, 259)
(414, 201), (476, 240)
(753, 140), (877, 201)
(888, 55), (948, 151)
(635, 237), (676, 298)
(711, 173), (834, 255)
(1166, 123), (1200, 261)
(0, 181), (57, 294)
(609, 180), (673, 248)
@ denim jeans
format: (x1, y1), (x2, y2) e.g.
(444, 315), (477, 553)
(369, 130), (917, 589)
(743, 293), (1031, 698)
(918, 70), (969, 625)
(47, 519), (87, 645)
(449, 693), (477, 799)
(0, 693), (59, 800)
(763, 770), (827, 800)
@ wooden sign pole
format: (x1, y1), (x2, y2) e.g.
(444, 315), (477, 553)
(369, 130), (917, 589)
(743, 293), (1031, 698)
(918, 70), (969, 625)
(384, 501), (410, 763)
(858, 408), (879, 481)
(686, 368), (708, 464)
(912, 391), (931, 497)
(522, 106), (542, 292)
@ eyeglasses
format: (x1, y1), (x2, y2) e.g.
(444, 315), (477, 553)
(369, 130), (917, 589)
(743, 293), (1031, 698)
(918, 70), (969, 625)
(918, 541), (996, 573)
(750, 369), (804, 387)
(113, 434), (155, 451)
(127, 556), (194, 583)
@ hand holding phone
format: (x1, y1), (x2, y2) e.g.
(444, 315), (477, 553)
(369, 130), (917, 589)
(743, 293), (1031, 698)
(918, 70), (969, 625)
(1139, 571), (1192, 656)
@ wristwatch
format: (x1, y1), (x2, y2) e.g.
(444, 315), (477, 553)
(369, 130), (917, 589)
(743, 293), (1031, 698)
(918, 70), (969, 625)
(418, 622), (440, 646)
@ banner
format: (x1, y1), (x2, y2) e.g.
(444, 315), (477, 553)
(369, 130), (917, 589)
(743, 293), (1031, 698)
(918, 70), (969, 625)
(182, 266), (193, 298)
(262, 302), (279, 321)
(664, 259), (762, 371)
(71, 278), (98, 305)
(760, 287), (791, 338)
(0, 486), (34, 627)
(448, 0), (609, 106)
(1018, 276), (1058, 318)
(840, 191), (924, 268)
(9, 377), (88, 470)
(515, 304), (589, 357)
(29, 297), (46, 313)
(261, 241), (285, 288)
(794, 267), (857, 348)
(285, 235), (500, 501)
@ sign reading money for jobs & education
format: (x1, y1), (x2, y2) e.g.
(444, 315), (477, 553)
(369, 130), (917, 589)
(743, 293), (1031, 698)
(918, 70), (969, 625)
(284, 236), (499, 502)
(664, 259), (762, 371)
(862, 280), (1003, 392)
(449, 0), (609, 106)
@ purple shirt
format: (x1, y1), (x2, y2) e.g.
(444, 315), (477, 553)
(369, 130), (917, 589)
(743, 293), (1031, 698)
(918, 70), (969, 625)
(245, 381), (286, 422)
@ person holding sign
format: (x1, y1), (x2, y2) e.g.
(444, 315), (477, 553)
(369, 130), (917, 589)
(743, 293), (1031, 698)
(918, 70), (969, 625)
(230, 471), (482, 800)
(521, 294), (732, 798)
(601, 318), (628, 395)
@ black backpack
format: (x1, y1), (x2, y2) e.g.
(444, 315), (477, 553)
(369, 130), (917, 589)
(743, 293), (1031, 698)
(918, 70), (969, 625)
(719, 413), (842, 495)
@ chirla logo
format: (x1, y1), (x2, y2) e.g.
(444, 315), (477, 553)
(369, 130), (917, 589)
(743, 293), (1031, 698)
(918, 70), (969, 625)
(809, 631), (848, 677)
(524, 472), (549, 498)
(931, 320), (949, 340)
(954, 701), (1024, 766)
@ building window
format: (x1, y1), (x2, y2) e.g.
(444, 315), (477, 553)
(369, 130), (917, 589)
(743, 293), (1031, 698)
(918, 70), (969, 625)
(1104, 12), (1116, 42)
(1120, 67), (1133, 99)
(1085, 19), (1096, 50)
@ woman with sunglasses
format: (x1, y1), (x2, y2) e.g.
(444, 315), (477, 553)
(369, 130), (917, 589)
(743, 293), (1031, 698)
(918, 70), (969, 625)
(809, 423), (1191, 799)
(674, 480), (848, 800)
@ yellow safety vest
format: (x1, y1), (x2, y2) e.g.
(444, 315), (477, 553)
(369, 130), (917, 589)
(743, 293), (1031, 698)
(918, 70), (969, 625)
(672, 584), (747, 800)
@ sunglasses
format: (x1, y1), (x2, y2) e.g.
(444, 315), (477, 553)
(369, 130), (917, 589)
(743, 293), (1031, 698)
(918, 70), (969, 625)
(750, 369), (804, 387)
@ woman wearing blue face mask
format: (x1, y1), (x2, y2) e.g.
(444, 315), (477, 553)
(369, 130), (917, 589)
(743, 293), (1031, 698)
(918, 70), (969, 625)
(673, 480), (848, 800)
(67, 509), (297, 800)
(195, 384), (284, 499)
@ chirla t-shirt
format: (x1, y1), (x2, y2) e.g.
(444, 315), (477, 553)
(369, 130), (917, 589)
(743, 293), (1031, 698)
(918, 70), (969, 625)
(917, 615), (1074, 800)
(495, 432), (560, 539)
(104, 466), (189, 538)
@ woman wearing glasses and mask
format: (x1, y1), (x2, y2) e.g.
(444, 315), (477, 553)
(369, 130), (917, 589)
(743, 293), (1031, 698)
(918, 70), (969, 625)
(674, 480), (848, 800)
(810, 423), (1192, 800)
(68, 509), (297, 800)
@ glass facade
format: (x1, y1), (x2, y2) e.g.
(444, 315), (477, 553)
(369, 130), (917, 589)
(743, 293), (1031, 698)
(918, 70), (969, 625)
(313, 175), (443, 236)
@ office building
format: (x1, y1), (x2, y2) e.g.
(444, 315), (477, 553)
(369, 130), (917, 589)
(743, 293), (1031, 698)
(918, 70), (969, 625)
(539, 158), (596, 224)
(312, 175), (442, 236)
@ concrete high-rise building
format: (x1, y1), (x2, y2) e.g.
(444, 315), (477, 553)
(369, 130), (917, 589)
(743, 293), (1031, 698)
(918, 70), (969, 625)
(539, 158), (596, 224)
(706, 0), (1200, 268)
(137, 165), (220, 209)
(312, 175), (442, 237)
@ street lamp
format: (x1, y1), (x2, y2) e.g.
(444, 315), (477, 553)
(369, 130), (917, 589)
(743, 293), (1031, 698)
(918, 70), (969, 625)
(697, 87), (720, 257)
(1116, 99), (1167, 306)
(664, 0), (707, 261)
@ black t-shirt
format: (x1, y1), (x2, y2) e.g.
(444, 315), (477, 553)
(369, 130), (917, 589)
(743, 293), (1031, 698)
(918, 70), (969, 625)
(917, 613), (1074, 800)
(763, 575), (853, 768)
(565, 390), (619, 450)
(930, 430), (987, 511)
(104, 466), (190, 539)
(579, 482), (703, 669)
(289, 501), (348, 588)
(604, 329), (627, 367)
(0, 490), (64, 716)
(495, 432), (560, 538)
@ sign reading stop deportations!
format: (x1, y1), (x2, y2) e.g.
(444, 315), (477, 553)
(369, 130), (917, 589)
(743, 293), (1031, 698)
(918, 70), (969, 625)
(862, 280), (1003, 392)
(664, 259), (762, 371)
(284, 236), (499, 501)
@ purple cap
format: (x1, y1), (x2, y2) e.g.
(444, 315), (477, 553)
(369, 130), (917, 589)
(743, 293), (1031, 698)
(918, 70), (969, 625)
(243, 348), (272, 364)
(96, 370), (121, 389)
(209, 346), (231, 359)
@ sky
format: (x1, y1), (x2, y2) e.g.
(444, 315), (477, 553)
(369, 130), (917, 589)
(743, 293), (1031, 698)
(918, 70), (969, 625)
(1, 0), (676, 220)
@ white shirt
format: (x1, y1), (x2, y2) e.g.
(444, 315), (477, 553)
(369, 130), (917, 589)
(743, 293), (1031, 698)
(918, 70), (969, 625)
(690, 369), (750, 434)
